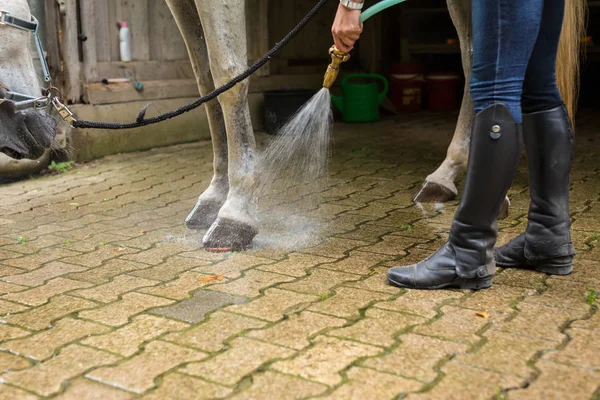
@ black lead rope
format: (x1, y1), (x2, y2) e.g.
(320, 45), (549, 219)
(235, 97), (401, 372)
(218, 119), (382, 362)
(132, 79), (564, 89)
(73, 0), (330, 130)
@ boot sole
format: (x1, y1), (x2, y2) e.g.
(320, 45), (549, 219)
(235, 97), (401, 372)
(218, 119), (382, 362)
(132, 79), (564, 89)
(387, 276), (493, 291)
(496, 260), (573, 276)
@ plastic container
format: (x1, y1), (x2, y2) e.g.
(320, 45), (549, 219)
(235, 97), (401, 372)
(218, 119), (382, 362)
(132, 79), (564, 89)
(119, 21), (132, 62)
(263, 89), (315, 135)
(331, 73), (388, 123)
(426, 73), (459, 111)
(390, 74), (424, 113)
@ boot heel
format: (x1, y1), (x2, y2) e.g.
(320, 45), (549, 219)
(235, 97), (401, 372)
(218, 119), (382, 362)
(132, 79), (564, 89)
(534, 256), (573, 275)
(461, 277), (493, 290)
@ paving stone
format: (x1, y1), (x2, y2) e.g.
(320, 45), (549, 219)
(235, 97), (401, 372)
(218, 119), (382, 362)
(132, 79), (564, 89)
(139, 271), (230, 300)
(182, 337), (294, 386)
(149, 289), (247, 323)
(229, 370), (328, 400)
(256, 253), (334, 277)
(141, 372), (232, 400)
(343, 267), (399, 294)
(61, 246), (138, 268)
(0, 324), (30, 342)
(549, 327), (600, 369)
(1, 262), (87, 286)
(455, 330), (550, 377)
(1, 317), (108, 361)
(247, 311), (346, 350)
(68, 259), (153, 284)
(301, 238), (370, 259)
(53, 378), (134, 400)
(407, 362), (524, 400)
(322, 367), (423, 399)
(164, 311), (266, 352)
(71, 275), (159, 303)
(0, 282), (26, 296)
(318, 251), (395, 275)
(493, 268), (547, 290)
(279, 268), (361, 296)
(456, 284), (536, 316)
(570, 308), (600, 331)
(192, 254), (275, 279)
(0, 384), (39, 400)
(3, 295), (98, 331)
(121, 243), (197, 266)
(309, 287), (391, 319)
(87, 340), (206, 393)
(552, 259), (600, 285)
(128, 256), (210, 281)
(329, 308), (426, 347)
(493, 302), (588, 343)
(375, 289), (465, 318)
(0, 266), (24, 279)
(2, 248), (81, 270)
(508, 360), (600, 400)
(79, 293), (173, 327)
(413, 306), (492, 345)
(0, 299), (28, 316)
(226, 288), (317, 322)
(2, 278), (92, 306)
(209, 269), (295, 298)
(2, 344), (120, 397)
(271, 336), (381, 386)
(82, 315), (188, 357)
(363, 333), (468, 383)
(522, 279), (593, 312)
(0, 351), (31, 373)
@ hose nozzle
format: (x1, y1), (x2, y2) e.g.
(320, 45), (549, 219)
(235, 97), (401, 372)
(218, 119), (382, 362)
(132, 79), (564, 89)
(323, 45), (350, 89)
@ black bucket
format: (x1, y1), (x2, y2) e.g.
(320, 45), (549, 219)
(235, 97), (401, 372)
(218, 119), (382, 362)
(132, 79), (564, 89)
(263, 89), (316, 135)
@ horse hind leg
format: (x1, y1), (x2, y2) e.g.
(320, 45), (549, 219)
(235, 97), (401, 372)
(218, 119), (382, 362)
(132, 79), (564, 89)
(166, 0), (229, 229)
(196, 0), (258, 251)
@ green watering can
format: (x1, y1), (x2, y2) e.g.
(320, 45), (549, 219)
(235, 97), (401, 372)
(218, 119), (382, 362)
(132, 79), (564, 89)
(331, 73), (389, 123)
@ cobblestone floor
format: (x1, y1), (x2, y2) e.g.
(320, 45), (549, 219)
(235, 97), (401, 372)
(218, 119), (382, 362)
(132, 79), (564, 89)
(0, 111), (599, 399)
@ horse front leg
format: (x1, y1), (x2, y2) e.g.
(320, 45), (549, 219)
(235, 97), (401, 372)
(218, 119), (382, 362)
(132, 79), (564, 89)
(167, 0), (229, 229)
(196, 0), (258, 250)
(414, 0), (472, 204)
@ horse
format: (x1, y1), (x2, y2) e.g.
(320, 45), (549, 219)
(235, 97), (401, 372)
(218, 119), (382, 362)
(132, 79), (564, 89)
(168, 0), (585, 251)
(0, 0), (57, 161)
(414, 0), (585, 216)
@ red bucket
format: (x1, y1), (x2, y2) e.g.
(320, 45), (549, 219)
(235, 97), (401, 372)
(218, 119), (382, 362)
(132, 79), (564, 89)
(389, 64), (424, 113)
(426, 73), (459, 112)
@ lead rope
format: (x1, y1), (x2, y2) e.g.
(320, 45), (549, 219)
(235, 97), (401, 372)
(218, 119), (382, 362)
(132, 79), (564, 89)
(69, 0), (330, 130)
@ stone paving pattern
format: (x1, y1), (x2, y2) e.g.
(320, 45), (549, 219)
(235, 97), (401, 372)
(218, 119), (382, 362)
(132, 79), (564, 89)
(0, 111), (599, 399)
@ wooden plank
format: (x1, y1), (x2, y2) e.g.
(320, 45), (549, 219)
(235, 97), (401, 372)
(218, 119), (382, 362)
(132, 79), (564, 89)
(43, 0), (61, 90)
(84, 79), (199, 104)
(148, 0), (164, 61)
(93, 0), (111, 62)
(62, 0), (82, 102)
(95, 60), (194, 82)
(160, 1), (188, 61)
(80, 0), (98, 82)
(246, 0), (270, 76)
(125, 0), (150, 61)
(108, 0), (120, 61)
(84, 74), (325, 105)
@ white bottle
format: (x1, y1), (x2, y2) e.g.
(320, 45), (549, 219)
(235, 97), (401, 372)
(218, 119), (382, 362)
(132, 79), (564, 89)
(119, 21), (132, 62)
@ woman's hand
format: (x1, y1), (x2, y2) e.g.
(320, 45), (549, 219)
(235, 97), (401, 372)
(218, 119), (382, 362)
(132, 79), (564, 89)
(331, 2), (363, 53)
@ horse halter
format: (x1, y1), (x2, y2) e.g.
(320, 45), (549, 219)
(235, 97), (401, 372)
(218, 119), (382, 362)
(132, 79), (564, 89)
(0, 9), (75, 125)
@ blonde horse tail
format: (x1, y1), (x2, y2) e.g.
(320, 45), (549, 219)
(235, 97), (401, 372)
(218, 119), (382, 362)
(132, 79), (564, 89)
(557, 0), (586, 125)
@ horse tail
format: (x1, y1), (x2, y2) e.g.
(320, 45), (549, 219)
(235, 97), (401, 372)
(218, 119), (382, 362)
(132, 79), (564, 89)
(557, 0), (586, 125)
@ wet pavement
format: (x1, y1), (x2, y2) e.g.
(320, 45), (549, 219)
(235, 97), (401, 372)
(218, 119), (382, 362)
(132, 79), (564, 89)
(0, 111), (599, 399)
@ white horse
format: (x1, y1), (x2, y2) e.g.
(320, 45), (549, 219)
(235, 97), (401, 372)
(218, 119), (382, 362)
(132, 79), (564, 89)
(0, 0), (56, 161)
(167, 0), (584, 251)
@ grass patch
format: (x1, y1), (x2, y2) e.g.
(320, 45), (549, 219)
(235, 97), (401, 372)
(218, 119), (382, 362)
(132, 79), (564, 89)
(47, 161), (75, 174)
(585, 288), (597, 306)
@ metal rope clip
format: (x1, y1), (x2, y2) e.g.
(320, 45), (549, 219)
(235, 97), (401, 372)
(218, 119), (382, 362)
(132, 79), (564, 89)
(51, 97), (76, 126)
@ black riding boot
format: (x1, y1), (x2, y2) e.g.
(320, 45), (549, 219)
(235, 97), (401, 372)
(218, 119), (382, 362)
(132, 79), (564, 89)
(494, 105), (575, 275)
(387, 104), (522, 289)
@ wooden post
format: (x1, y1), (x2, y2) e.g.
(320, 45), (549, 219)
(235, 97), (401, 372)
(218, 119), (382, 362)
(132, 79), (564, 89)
(247, 0), (270, 77)
(80, 0), (98, 83)
(61, 0), (83, 102)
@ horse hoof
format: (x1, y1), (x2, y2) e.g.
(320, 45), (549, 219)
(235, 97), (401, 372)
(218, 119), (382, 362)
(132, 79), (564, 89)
(413, 181), (457, 203)
(185, 201), (223, 230)
(498, 197), (510, 220)
(203, 217), (258, 251)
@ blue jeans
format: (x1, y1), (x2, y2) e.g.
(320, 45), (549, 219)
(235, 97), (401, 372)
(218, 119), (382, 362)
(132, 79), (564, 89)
(470, 0), (565, 123)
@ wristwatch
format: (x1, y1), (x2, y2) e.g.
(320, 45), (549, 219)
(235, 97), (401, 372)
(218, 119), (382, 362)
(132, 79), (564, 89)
(340, 0), (364, 10)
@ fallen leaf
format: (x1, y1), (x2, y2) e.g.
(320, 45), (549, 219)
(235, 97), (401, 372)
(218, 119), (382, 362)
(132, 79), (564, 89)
(199, 275), (224, 283)
(69, 203), (80, 206)
(476, 312), (491, 318)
